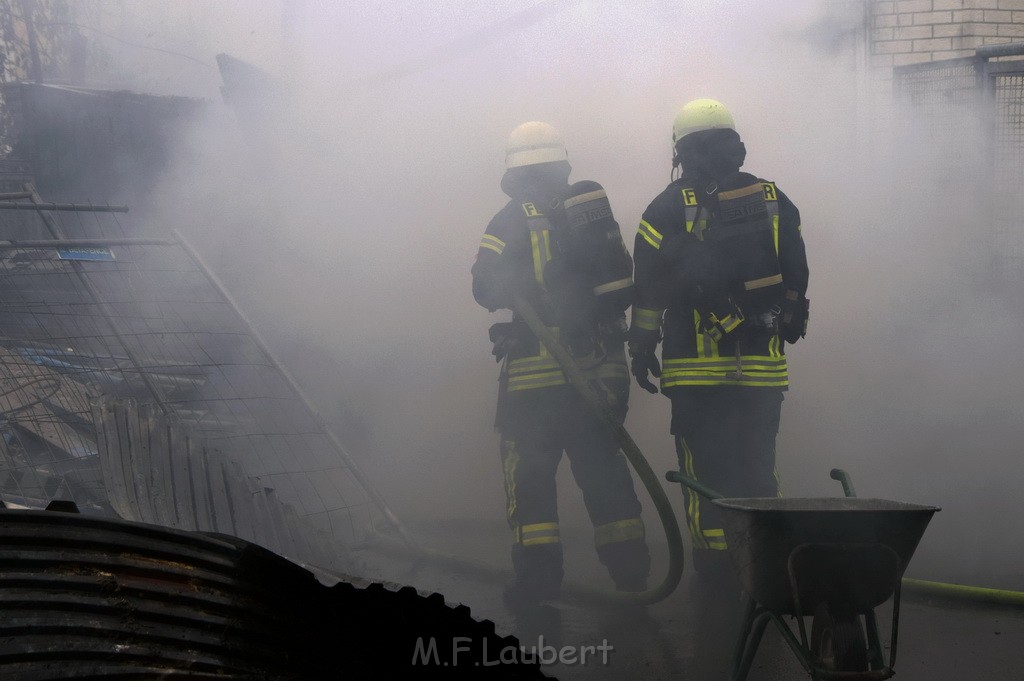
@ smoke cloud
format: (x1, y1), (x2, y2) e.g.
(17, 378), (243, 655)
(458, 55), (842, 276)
(69, 0), (1024, 592)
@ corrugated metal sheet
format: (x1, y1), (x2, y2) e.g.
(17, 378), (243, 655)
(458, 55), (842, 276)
(0, 509), (318, 679)
(0, 509), (546, 680)
(93, 397), (349, 572)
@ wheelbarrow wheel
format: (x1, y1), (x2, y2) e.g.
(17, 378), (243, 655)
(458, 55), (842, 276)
(810, 602), (868, 672)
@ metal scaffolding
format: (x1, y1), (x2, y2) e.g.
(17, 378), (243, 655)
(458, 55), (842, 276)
(0, 184), (406, 572)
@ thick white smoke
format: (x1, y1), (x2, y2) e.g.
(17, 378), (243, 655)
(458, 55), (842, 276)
(71, 0), (1024, 590)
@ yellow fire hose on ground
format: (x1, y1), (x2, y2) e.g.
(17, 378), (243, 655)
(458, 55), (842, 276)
(509, 291), (685, 605)
(901, 578), (1024, 609)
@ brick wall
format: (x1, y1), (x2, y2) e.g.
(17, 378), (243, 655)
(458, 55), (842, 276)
(870, 0), (1024, 70)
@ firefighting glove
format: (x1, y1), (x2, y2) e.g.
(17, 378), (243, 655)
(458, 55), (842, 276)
(488, 322), (523, 362)
(598, 311), (629, 343)
(628, 338), (661, 394)
(780, 289), (809, 344)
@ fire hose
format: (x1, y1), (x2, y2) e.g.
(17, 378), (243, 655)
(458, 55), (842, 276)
(901, 579), (1024, 608)
(509, 290), (685, 605)
(829, 470), (1024, 609)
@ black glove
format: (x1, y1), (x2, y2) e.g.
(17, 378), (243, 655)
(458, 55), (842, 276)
(780, 290), (808, 344)
(489, 322), (524, 362)
(628, 339), (661, 394)
(598, 312), (628, 343)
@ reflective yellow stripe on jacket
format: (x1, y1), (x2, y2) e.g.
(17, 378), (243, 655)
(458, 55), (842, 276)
(507, 333), (628, 392)
(506, 360), (628, 392)
(525, 204), (554, 286)
(479, 233), (506, 255)
(633, 307), (664, 333)
(660, 355), (788, 388)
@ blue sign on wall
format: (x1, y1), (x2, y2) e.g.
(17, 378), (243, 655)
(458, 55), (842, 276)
(56, 248), (115, 262)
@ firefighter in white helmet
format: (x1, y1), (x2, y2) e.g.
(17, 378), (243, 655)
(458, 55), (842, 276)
(628, 99), (810, 583)
(472, 122), (651, 609)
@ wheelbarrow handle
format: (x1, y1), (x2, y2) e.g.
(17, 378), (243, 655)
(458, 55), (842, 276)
(829, 468), (858, 498)
(665, 470), (724, 500)
(669, 468), (858, 500)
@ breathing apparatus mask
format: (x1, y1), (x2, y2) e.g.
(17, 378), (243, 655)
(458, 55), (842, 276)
(673, 128), (748, 184)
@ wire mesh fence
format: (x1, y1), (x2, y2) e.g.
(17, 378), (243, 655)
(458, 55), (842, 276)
(992, 70), (1024, 266)
(0, 187), (397, 570)
(894, 47), (1024, 276)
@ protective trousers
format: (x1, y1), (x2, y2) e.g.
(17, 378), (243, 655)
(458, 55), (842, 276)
(500, 385), (650, 600)
(671, 387), (783, 575)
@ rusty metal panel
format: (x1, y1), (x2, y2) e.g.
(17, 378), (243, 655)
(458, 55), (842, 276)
(205, 447), (238, 538)
(263, 487), (299, 560)
(184, 431), (212, 531)
(92, 396), (356, 570)
(93, 398), (132, 518)
(143, 412), (176, 528)
(0, 510), (323, 680)
(166, 422), (195, 531)
(219, 459), (262, 549)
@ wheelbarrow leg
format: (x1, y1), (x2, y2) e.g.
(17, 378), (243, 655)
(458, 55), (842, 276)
(731, 597), (758, 669)
(864, 609), (884, 670)
(732, 603), (772, 681)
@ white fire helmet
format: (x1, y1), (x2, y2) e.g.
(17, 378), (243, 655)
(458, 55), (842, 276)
(672, 98), (736, 146)
(505, 121), (569, 169)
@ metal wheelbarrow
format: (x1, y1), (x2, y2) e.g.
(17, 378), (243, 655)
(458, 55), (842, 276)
(666, 469), (939, 681)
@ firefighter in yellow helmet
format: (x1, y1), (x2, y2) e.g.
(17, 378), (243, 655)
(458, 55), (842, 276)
(472, 122), (651, 609)
(628, 99), (809, 580)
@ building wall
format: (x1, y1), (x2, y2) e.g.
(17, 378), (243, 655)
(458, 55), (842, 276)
(863, 0), (1024, 276)
(870, 0), (1024, 70)
(0, 0), (82, 83)
(0, 0), (84, 161)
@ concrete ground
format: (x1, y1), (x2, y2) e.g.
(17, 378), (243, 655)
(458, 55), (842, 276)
(356, 517), (1024, 680)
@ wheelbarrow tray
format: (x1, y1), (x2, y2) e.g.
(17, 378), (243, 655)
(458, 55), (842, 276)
(713, 497), (939, 614)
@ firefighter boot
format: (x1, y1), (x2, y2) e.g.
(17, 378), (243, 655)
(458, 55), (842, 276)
(505, 542), (563, 610)
(599, 538), (651, 593)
